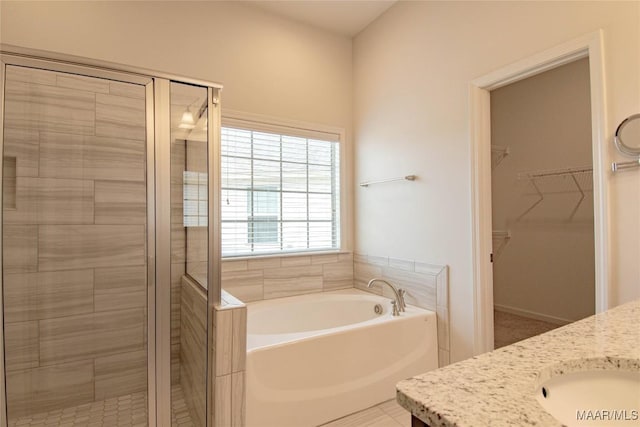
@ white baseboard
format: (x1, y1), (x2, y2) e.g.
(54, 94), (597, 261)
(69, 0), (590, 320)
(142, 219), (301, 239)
(494, 303), (573, 326)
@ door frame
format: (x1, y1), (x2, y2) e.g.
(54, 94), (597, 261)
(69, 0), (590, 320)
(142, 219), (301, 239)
(469, 30), (610, 355)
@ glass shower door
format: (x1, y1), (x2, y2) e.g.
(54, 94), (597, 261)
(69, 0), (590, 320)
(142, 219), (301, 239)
(169, 81), (209, 427)
(2, 64), (151, 425)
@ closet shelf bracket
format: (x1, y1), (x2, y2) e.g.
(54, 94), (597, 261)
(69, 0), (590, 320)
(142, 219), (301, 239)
(517, 177), (544, 220)
(491, 145), (510, 169)
(492, 230), (511, 260)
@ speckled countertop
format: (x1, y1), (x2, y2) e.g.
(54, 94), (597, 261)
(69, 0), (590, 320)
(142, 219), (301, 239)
(396, 300), (640, 426)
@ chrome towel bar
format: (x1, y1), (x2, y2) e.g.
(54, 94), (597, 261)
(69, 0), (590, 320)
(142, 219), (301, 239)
(360, 175), (416, 187)
(611, 158), (640, 172)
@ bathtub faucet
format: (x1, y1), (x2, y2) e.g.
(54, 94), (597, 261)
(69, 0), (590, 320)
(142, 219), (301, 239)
(366, 278), (406, 315)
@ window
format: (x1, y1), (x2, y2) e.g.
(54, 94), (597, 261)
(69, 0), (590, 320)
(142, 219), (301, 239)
(221, 123), (341, 257)
(247, 187), (279, 244)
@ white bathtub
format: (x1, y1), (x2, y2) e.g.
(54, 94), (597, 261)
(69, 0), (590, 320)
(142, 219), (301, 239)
(245, 288), (438, 427)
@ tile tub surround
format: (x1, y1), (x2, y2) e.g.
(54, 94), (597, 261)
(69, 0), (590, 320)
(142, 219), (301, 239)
(179, 279), (248, 427)
(354, 253), (450, 367)
(220, 251), (446, 424)
(2, 66), (148, 418)
(396, 300), (640, 427)
(213, 290), (248, 427)
(221, 252), (354, 302)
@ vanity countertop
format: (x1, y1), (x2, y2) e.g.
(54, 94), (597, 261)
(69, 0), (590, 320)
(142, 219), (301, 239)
(396, 300), (640, 426)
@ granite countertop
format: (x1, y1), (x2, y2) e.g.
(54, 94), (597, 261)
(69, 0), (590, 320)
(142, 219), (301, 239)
(396, 300), (640, 426)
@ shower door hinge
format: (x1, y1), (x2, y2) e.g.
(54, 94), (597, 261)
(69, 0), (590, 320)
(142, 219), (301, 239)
(490, 253), (494, 263)
(211, 88), (220, 105)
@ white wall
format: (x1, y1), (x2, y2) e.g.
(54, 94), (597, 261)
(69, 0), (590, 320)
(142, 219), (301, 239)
(0, 0), (354, 245)
(354, 1), (640, 361)
(0, 1), (351, 128)
(491, 58), (595, 324)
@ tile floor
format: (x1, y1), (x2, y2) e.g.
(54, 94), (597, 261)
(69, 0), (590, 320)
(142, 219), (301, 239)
(320, 399), (411, 427)
(494, 309), (561, 349)
(8, 385), (193, 427)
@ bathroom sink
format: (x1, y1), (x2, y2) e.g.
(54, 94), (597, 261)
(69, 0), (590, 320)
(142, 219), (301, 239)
(536, 369), (640, 426)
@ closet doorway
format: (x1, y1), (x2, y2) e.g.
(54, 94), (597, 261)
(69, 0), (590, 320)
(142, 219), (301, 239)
(469, 32), (609, 355)
(489, 58), (595, 348)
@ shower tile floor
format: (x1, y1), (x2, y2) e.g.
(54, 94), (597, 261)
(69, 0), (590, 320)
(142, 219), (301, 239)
(8, 385), (193, 427)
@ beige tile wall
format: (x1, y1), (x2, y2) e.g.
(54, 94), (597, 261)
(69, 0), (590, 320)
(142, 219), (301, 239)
(171, 139), (186, 385)
(213, 291), (247, 427)
(354, 253), (450, 366)
(221, 252), (354, 302)
(2, 66), (148, 418)
(172, 103), (211, 422)
(180, 277), (208, 426)
(172, 106), (211, 423)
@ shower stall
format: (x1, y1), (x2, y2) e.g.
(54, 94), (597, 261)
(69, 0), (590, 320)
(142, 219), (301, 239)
(0, 46), (221, 426)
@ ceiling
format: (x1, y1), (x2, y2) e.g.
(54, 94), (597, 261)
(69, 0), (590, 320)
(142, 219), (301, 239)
(245, 1), (397, 37)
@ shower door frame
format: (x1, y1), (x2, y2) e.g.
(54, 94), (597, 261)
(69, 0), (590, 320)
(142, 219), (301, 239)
(0, 45), (223, 427)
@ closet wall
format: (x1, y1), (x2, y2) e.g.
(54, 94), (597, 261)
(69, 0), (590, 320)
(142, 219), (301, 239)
(491, 58), (595, 324)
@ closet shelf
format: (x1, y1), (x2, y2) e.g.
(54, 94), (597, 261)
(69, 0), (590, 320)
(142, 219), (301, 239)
(517, 165), (592, 220)
(517, 165), (592, 180)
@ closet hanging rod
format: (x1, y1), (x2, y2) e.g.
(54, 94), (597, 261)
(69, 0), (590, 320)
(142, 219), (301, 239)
(611, 158), (640, 172)
(517, 166), (592, 180)
(360, 175), (417, 187)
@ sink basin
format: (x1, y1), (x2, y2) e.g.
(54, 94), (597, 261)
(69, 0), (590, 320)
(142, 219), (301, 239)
(536, 368), (640, 426)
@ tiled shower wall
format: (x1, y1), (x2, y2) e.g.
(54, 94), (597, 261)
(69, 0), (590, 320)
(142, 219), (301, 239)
(179, 281), (248, 427)
(2, 66), (148, 417)
(171, 139), (186, 385)
(180, 276), (207, 426)
(171, 135), (208, 412)
(172, 136), (209, 423)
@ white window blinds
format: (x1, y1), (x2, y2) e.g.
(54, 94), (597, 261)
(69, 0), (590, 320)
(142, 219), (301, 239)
(221, 124), (341, 257)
